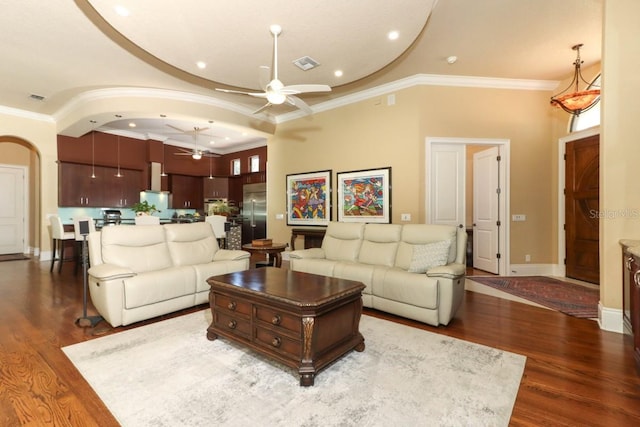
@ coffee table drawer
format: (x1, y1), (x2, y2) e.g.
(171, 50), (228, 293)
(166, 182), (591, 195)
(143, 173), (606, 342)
(213, 292), (251, 316)
(214, 311), (251, 339)
(255, 306), (301, 335)
(254, 326), (300, 359)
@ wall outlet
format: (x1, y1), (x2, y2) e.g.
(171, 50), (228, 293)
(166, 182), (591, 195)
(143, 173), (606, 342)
(525, 254), (531, 262)
(512, 214), (526, 221)
(387, 94), (396, 106)
(401, 213), (411, 221)
(275, 213), (284, 220)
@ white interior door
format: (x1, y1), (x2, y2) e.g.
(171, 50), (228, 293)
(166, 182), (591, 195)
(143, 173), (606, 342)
(429, 144), (465, 228)
(473, 147), (500, 273)
(0, 165), (26, 254)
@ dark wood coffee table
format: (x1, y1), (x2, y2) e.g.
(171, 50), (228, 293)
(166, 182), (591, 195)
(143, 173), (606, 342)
(206, 267), (365, 386)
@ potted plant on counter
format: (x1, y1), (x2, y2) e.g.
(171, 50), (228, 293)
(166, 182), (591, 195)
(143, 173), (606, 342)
(131, 200), (160, 216)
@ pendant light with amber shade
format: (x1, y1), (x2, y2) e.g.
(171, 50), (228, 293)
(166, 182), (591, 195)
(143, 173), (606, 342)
(550, 44), (600, 116)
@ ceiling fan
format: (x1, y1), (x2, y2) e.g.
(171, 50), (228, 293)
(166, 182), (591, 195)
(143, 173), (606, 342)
(216, 24), (331, 115)
(167, 125), (219, 160)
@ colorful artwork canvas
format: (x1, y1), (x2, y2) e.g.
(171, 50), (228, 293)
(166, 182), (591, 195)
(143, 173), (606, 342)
(337, 167), (391, 223)
(286, 170), (331, 226)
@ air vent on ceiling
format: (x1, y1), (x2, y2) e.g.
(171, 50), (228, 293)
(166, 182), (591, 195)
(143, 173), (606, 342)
(29, 94), (45, 101)
(293, 56), (320, 71)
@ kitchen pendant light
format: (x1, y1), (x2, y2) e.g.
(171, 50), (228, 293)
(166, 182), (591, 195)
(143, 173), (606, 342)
(208, 154), (214, 180)
(550, 44), (600, 116)
(115, 135), (123, 178)
(90, 127), (96, 179)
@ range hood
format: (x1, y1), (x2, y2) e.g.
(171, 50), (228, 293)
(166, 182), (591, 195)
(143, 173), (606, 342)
(147, 162), (168, 193)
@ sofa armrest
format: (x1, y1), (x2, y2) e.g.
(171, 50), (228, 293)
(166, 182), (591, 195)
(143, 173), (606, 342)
(88, 263), (136, 281)
(426, 263), (466, 279)
(213, 249), (251, 261)
(289, 248), (326, 259)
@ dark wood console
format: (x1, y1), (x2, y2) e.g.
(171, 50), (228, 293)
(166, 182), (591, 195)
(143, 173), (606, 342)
(621, 243), (640, 373)
(290, 228), (326, 251)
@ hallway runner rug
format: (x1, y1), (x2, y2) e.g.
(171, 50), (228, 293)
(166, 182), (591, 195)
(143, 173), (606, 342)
(468, 276), (598, 318)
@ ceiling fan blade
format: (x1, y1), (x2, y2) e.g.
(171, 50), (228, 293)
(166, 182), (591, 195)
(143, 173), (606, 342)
(166, 124), (188, 133)
(216, 87), (268, 99)
(287, 95), (313, 115)
(253, 102), (273, 115)
(270, 25), (281, 83)
(282, 84), (332, 94)
(258, 66), (271, 90)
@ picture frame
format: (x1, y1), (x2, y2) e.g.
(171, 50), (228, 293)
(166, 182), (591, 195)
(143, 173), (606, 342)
(286, 170), (332, 226)
(337, 167), (391, 223)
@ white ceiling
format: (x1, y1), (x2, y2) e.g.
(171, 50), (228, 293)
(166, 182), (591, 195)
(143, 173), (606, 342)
(0, 0), (602, 153)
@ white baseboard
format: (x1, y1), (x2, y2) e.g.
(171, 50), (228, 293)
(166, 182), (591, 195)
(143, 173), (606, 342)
(507, 263), (563, 276)
(598, 303), (624, 333)
(40, 250), (52, 262)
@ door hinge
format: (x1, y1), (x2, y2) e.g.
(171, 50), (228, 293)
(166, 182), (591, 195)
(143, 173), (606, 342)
(496, 155), (501, 162)
(496, 253), (501, 259)
(564, 153), (567, 161)
(496, 187), (501, 194)
(564, 258), (566, 265)
(496, 220), (501, 226)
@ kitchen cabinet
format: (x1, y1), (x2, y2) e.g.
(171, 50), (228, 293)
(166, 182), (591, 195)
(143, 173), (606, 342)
(102, 168), (142, 208)
(203, 176), (228, 199)
(59, 162), (103, 207)
(170, 174), (203, 209)
(242, 172), (266, 184)
(621, 243), (640, 373)
(59, 162), (142, 207)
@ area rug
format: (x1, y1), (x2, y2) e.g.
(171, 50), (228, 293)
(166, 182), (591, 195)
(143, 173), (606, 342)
(469, 275), (599, 318)
(62, 310), (525, 427)
(0, 253), (29, 262)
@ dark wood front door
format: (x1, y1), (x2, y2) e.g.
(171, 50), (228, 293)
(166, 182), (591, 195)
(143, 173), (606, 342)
(565, 135), (599, 284)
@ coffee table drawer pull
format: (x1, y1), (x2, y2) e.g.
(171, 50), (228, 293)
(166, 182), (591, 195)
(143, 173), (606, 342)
(271, 315), (281, 325)
(228, 301), (237, 311)
(271, 337), (281, 348)
(228, 320), (237, 329)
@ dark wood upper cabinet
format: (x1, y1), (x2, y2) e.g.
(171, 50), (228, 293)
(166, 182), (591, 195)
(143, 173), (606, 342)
(59, 162), (143, 208)
(169, 174), (203, 210)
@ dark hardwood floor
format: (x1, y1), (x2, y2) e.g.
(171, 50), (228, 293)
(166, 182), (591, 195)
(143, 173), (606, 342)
(1, 256), (639, 426)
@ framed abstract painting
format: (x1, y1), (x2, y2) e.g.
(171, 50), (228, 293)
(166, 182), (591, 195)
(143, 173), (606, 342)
(337, 167), (391, 223)
(286, 170), (332, 226)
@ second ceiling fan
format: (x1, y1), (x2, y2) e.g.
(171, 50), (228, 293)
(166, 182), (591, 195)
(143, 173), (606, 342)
(167, 125), (218, 160)
(216, 25), (332, 115)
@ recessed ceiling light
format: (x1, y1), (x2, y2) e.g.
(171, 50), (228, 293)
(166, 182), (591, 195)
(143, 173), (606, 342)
(447, 56), (458, 64)
(334, 70), (343, 77)
(387, 31), (399, 41)
(128, 122), (136, 128)
(196, 61), (206, 69)
(115, 5), (130, 17)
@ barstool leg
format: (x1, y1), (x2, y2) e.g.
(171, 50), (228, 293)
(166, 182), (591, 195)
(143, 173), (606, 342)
(50, 239), (57, 272)
(58, 240), (65, 273)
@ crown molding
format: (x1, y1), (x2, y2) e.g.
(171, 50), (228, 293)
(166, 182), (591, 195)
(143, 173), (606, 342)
(53, 87), (275, 124)
(0, 105), (54, 123)
(276, 73), (559, 123)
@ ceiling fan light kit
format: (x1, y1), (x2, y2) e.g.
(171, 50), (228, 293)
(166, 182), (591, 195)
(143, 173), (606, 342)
(216, 24), (332, 115)
(550, 44), (600, 116)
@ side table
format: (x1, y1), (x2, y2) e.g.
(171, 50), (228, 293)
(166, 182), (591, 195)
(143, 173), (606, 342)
(242, 243), (288, 268)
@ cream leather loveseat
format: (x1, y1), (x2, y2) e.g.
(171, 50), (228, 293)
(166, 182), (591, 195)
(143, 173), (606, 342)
(87, 222), (250, 327)
(289, 222), (467, 326)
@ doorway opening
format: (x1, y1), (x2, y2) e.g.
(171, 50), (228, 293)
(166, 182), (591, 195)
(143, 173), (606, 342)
(426, 137), (510, 276)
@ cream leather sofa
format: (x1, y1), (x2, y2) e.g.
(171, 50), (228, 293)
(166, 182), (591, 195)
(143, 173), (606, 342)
(87, 222), (250, 327)
(289, 222), (467, 326)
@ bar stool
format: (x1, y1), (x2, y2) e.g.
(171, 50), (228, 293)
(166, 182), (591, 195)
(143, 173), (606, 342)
(49, 215), (75, 273)
(205, 215), (227, 249)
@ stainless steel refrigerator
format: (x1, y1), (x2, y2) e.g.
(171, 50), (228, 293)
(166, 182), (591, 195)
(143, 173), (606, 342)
(242, 182), (267, 244)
